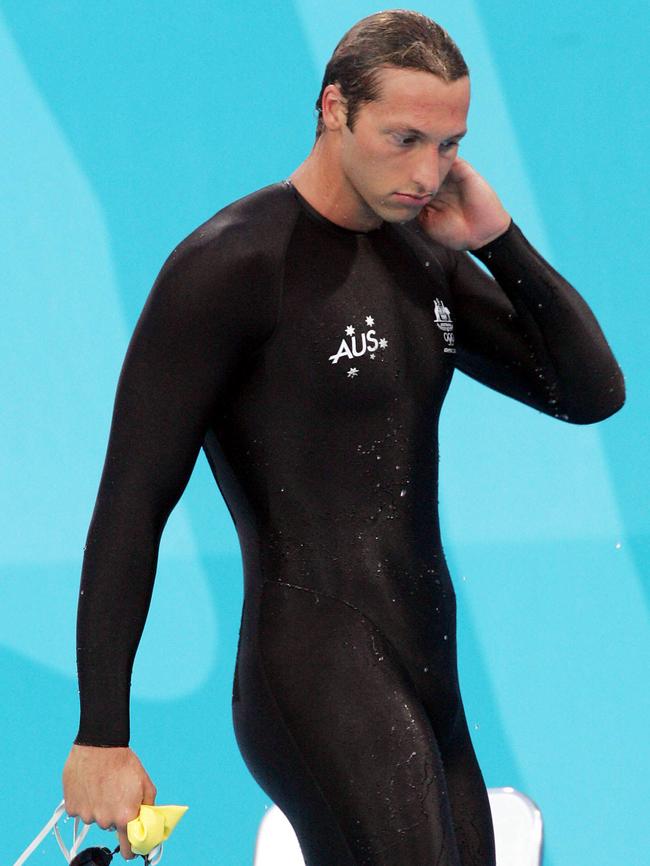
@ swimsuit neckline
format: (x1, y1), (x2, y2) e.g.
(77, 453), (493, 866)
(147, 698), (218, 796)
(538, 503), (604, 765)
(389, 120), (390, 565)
(282, 178), (385, 240)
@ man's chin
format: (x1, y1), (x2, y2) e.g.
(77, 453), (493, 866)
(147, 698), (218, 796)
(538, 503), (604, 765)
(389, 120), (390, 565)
(380, 206), (423, 225)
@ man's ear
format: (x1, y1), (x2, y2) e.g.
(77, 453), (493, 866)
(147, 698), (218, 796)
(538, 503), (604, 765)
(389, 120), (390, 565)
(320, 82), (348, 131)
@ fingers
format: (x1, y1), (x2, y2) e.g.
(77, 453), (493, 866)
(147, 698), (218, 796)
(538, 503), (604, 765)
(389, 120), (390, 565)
(141, 782), (157, 806)
(65, 807), (137, 860)
(447, 156), (472, 180)
(62, 797), (90, 827)
(118, 827), (136, 861)
(95, 813), (117, 831)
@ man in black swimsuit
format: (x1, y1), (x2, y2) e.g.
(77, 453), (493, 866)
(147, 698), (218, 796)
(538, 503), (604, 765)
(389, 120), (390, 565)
(62, 10), (625, 865)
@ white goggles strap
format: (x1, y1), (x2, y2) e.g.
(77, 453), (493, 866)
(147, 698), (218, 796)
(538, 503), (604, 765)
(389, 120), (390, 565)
(147, 843), (163, 866)
(12, 799), (164, 865)
(13, 800), (92, 865)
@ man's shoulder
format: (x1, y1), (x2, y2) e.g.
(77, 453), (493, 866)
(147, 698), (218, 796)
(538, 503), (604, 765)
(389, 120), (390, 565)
(171, 180), (299, 267)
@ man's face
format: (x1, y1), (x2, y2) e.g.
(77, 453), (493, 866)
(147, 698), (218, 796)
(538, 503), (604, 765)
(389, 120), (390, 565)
(334, 66), (470, 227)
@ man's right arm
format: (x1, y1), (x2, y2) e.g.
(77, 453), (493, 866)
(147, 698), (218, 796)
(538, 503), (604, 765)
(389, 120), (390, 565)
(75, 220), (279, 747)
(62, 217), (280, 856)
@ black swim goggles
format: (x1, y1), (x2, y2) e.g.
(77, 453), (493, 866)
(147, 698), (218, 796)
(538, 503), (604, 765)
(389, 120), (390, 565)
(69, 845), (121, 865)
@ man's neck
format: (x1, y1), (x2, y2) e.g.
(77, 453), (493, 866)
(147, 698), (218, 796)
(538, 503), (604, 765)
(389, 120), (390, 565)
(288, 138), (383, 233)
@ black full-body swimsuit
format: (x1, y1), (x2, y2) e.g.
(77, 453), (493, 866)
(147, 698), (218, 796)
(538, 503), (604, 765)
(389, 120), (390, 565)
(74, 179), (624, 866)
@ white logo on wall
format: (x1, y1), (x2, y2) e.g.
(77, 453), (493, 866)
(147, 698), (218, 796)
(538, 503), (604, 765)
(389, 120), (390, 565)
(328, 315), (387, 377)
(433, 298), (456, 353)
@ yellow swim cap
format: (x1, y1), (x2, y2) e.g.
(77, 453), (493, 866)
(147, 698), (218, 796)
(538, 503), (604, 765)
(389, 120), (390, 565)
(126, 804), (188, 856)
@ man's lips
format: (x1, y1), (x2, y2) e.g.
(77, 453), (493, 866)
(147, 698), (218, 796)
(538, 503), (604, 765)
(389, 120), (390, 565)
(392, 192), (432, 206)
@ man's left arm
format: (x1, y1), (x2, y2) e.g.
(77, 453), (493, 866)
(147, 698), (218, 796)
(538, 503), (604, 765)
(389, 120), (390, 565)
(418, 157), (626, 423)
(449, 224), (626, 423)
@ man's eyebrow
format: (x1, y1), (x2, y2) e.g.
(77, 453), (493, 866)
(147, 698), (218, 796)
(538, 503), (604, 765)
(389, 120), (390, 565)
(391, 127), (468, 140)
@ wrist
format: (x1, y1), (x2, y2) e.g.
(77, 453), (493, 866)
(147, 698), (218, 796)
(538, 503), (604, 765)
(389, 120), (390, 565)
(468, 215), (513, 251)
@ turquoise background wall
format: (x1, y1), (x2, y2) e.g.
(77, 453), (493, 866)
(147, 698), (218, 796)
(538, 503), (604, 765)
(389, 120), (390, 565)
(2, 2), (648, 864)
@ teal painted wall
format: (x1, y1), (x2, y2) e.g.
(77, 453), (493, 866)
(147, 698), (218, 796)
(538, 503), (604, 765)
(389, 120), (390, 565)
(1, 2), (647, 864)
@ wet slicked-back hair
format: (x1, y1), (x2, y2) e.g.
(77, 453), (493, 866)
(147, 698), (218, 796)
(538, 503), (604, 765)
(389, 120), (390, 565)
(314, 10), (469, 141)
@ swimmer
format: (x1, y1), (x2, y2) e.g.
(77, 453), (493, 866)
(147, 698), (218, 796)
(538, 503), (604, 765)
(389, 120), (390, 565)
(62, 10), (625, 865)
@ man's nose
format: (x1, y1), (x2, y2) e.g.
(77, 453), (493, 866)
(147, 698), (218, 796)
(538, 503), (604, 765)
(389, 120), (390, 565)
(412, 147), (440, 194)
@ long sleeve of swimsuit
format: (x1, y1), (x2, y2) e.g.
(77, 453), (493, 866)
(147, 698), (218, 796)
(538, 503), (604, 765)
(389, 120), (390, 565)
(449, 219), (626, 423)
(74, 215), (283, 746)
